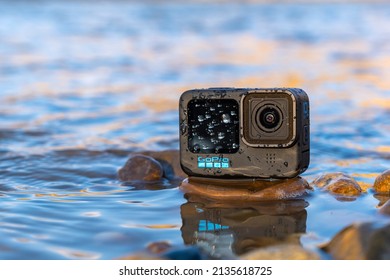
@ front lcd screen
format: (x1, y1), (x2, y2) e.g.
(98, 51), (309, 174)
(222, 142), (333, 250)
(187, 99), (239, 154)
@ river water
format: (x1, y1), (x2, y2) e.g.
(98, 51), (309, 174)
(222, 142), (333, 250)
(0, 1), (389, 259)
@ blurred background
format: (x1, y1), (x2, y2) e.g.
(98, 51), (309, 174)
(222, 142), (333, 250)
(0, 0), (389, 259)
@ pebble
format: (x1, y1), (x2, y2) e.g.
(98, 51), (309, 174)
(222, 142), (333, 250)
(118, 154), (163, 181)
(322, 222), (390, 260)
(311, 172), (362, 196)
(241, 244), (321, 260)
(180, 176), (312, 201)
(373, 169), (390, 194)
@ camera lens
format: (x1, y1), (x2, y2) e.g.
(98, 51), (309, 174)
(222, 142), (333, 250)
(257, 105), (282, 131)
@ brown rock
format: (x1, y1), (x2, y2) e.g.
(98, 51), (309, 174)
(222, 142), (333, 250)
(180, 176), (312, 201)
(311, 172), (362, 196)
(379, 199), (390, 216)
(373, 169), (390, 194)
(241, 244), (321, 260)
(118, 154), (163, 181)
(322, 222), (390, 260)
(185, 194), (309, 215)
(140, 150), (186, 179)
(147, 241), (172, 254)
(373, 194), (390, 207)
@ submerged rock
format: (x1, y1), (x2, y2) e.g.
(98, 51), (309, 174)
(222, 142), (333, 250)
(147, 241), (172, 254)
(118, 154), (163, 181)
(373, 193), (390, 207)
(311, 172), (362, 197)
(373, 169), (390, 194)
(379, 199), (390, 216)
(180, 177), (312, 201)
(241, 244), (321, 260)
(322, 222), (390, 260)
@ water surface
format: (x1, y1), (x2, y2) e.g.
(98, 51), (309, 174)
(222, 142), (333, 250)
(0, 1), (389, 259)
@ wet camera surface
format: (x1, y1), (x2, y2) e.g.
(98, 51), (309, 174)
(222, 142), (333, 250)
(187, 99), (239, 154)
(179, 88), (310, 179)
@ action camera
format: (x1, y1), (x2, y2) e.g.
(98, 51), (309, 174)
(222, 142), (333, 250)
(179, 88), (310, 179)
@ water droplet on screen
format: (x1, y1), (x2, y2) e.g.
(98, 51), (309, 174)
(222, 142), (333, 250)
(210, 107), (215, 111)
(198, 115), (205, 122)
(193, 144), (200, 152)
(231, 111), (236, 116)
(218, 132), (225, 139)
(205, 114), (211, 119)
(222, 114), (231, 123)
(217, 104), (222, 108)
(232, 143), (238, 149)
(215, 146), (223, 153)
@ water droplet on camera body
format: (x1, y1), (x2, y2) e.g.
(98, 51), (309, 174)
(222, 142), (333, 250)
(218, 132), (225, 139)
(221, 114), (231, 123)
(198, 115), (205, 122)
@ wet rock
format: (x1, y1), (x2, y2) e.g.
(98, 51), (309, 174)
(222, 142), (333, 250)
(373, 169), (390, 194)
(373, 193), (390, 207)
(241, 244), (321, 260)
(147, 241), (172, 254)
(185, 194), (309, 215)
(311, 172), (362, 196)
(379, 199), (390, 216)
(140, 150), (186, 179)
(322, 222), (390, 260)
(118, 154), (163, 181)
(180, 177), (312, 201)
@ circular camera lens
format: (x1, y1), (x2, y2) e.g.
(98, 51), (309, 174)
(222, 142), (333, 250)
(257, 105), (282, 131)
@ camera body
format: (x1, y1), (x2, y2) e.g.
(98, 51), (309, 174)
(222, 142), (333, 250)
(179, 88), (310, 179)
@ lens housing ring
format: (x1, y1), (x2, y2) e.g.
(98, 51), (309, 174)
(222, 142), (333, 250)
(255, 104), (283, 132)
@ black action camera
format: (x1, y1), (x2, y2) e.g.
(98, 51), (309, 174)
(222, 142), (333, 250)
(179, 88), (310, 179)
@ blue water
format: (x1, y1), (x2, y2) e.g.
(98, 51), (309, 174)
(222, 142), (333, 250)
(0, 1), (389, 259)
